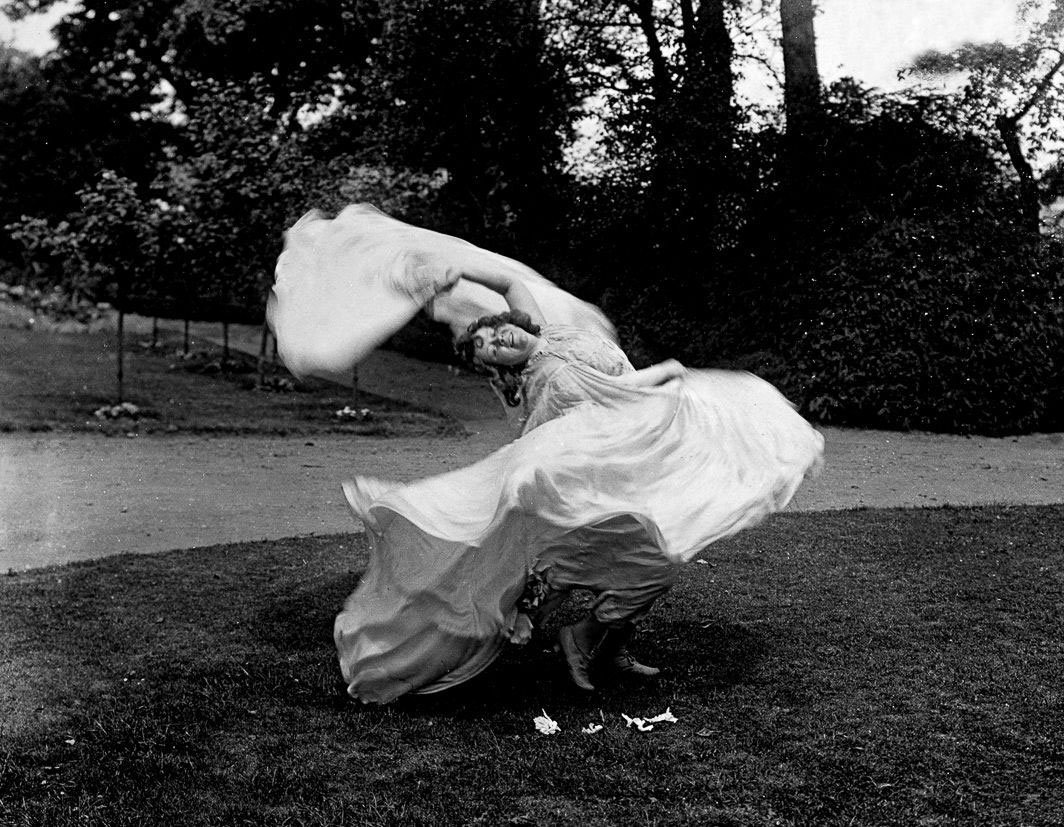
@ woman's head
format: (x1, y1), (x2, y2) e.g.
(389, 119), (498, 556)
(456, 310), (542, 368)
(455, 311), (542, 368)
(455, 310), (542, 407)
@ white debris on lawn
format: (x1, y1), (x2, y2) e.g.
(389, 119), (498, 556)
(533, 710), (560, 735)
(531, 708), (675, 736)
(622, 713), (654, 732)
(334, 406), (372, 421)
(622, 708), (679, 731)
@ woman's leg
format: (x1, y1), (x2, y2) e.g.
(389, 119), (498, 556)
(558, 615), (607, 691)
(594, 622), (661, 678)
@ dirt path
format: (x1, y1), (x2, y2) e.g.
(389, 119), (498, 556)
(2, 315), (1062, 572)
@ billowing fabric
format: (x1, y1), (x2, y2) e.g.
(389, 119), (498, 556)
(335, 363), (824, 703)
(266, 204), (615, 382)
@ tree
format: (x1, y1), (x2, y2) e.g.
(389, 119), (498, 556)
(374, 0), (575, 249)
(910, 0), (1064, 233)
(541, 0), (750, 362)
(0, 42), (162, 269)
(2, 0), (382, 122)
(779, 0), (820, 141)
(548, 0), (738, 197)
(8, 171), (158, 402)
(158, 78), (305, 342)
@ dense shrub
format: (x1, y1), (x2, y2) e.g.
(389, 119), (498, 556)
(795, 223), (1063, 434)
(731, 84), (1064, 435)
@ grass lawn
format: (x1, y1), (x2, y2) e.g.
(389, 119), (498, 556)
(1, 506), (1061, 826)
(0, 324), (462, 437)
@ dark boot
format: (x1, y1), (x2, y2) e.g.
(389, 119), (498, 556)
(595, 624), (661, 678)
(558, 619), (603, 691)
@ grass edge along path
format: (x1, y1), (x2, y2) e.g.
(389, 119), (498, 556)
(0, 325), (464, 438)
(1, 505), (1062, 826)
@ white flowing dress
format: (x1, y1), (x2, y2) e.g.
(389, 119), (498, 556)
(264, 203), (824, 704)
(335, 326), (824, 703)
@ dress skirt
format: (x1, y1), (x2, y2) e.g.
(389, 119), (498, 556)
(335, 369), (824, 703)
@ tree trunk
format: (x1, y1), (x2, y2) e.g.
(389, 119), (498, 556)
(116, 308), (125, 404)
(995, 114), (1042, 233)
(781, 0), (821, 140)
(622, 0), (677, 207)
(151, 316), (159, 349)
(183, 318), (190, 355)
(351, 366), (359, 409)
(222, 321), (230, 362)
(257, 319), (270, 388)
(995, 52), (1064, 234)
(626, 0), (672, 112)
(689, 0), (734, 120)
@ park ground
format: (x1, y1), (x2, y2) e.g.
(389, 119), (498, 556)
(1, 307), (1062, 572)
(1, 308), (1063, 825)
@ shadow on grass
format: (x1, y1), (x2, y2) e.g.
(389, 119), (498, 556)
(2, 506), (1063, 826)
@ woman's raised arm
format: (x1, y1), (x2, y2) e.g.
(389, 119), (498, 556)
(452, 268), (546, 328)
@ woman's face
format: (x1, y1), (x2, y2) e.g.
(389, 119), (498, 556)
(471, 323), (540, 366)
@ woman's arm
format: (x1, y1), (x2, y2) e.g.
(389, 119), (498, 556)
(450, 267), (546, 328)
(614, 359), (685, 389)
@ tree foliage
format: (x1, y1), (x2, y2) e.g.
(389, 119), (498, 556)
(910, 0), (1064, 231)
(8, 170), (156, 307)
(375, 0), (575, 248)
(0, 41), (163, 266)
(744, 83), (1064, 434)
(2, 0), (1063, 433)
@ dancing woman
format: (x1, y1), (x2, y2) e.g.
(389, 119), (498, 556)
(333, 273), (822, 703)
(268, 204), (823, 704)
(448, 269), (692, 690)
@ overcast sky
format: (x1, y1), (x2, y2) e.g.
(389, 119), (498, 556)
(817, 0), (1025, 89)
(0, 0), (1032, 91)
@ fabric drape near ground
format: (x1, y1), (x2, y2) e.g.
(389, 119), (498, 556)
(336, 368), (825, 703)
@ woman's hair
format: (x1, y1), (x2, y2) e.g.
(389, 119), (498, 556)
(454, 310), (542, 407)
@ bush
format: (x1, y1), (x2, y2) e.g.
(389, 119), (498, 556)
(795, 223), (1063, 434)
(731, 83), (1064, 435)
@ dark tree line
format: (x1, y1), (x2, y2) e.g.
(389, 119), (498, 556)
(1, 0), (1062, 433)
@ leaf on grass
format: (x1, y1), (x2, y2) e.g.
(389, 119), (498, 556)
(622, 713), (653, 732)
(533, 710), (560, 735)
(647, 707), (678, 724)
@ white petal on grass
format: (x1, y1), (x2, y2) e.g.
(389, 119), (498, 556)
(534, 710), (561, 735)
(622, 713), (654, 732)
(647, 707), (678, 724)
(581, 723), (603, 734)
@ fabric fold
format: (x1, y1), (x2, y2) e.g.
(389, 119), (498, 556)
(334, 368), (824, 703)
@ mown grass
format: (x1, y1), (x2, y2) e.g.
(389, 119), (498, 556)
(0, 325), (463, 437)
(1, 506), (1061, 826)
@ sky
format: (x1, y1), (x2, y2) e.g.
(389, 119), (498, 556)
(816, 0), (1026, 90)
(0, 0), (1035, 91)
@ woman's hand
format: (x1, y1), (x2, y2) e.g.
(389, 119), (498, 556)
(410, 263), (463, 301)
(657, 359), (685, 382)
(618, 359), (686, 389)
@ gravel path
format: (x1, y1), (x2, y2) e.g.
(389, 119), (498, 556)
(2, 315), (1061, 572)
